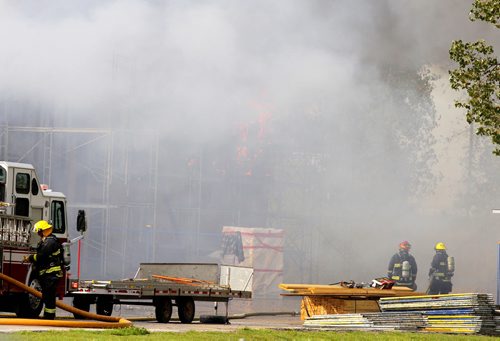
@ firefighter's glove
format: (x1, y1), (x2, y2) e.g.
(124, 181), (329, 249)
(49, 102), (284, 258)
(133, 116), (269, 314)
(22, 255), (33, 263)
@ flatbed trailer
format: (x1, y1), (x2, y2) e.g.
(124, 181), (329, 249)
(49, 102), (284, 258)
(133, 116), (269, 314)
(67, 263), (253, 323)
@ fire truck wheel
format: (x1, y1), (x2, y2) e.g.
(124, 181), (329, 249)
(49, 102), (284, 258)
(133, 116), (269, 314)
(96, 297), (113, 316)
(155, 298), (172, 323)
(72, 295), (91, 319)
(176, 297), (195, 323)
(16, 277), (43, 318)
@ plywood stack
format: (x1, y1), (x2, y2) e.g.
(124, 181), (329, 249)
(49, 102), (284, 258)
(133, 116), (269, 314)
(301, 296), (380, 320)
(379, 293), (499, 335)
(298, 289), (499, 335)
(304, 312), (426, 331)
(280, 283), (424, 320)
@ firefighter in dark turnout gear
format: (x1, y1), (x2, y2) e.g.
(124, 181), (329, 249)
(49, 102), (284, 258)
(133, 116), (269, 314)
(387, 241), (418, 290)
(24, 220), (63, 319)
(427, 242), (453, 294)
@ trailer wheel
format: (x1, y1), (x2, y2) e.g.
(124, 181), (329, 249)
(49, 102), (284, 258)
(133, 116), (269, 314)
(155, 298), (172, 323)
(96, 297), (113, 316)
(16, 276), (43, 318)
(176, 297), (195, 323)
(72, 295), (91, 319)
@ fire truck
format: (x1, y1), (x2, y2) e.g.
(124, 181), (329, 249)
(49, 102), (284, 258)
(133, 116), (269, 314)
(0, 161), (86, 317)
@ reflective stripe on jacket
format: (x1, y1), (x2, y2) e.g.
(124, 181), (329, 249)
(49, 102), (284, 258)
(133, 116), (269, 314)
(387, 251), (417, 284)
(429, 251), (452, 282)
(31, 234), (63, 277)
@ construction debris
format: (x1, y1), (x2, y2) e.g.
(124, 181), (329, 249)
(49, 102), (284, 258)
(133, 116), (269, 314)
(280, 282), (423, 319)
(379, 293), (498, 335)
(304, 293), (499, 335)
(279, 283), (421, 297)
(152, 274), (217, 287)
(301, 296), (380, 320)
(304, 312), (426, 331)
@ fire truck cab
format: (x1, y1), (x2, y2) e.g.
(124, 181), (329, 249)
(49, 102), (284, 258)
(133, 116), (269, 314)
(0, 161), (78, 317)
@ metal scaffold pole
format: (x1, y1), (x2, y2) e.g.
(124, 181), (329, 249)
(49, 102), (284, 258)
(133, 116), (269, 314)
(102, 131), (113, 276)
(151, 132), (159, 262)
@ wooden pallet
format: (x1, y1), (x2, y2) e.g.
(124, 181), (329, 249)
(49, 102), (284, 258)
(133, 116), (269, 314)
(280, 283), (423, 320)
(300, 296), (380, 320)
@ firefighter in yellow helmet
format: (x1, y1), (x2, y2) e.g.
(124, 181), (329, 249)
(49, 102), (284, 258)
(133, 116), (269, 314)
(387, 241), (418, 290)
(23, 220), (63, 319)
(427, 242), (454, 295)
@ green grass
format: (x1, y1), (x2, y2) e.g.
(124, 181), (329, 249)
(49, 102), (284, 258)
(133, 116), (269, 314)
(0, 327), (497, 341)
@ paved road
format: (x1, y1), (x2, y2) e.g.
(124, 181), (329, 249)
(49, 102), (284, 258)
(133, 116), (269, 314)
(136, 315), (303, 332)
(0, 314), (303, 333)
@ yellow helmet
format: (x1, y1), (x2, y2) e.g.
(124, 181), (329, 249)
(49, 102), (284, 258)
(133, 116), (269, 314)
(33, 220), (52, 232)
(435, 242), (446, 250)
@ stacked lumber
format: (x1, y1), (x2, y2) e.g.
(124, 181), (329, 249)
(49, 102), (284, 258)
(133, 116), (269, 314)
(379, 293), (498, 335)
(152, 274), (216, 287)
(304, 294), (499, 335)
(301, 296), (380, 320)
(279, 283), (421, 297)
(496, 315), (500, 334)
(280, 283), (423, 319)
(304, 312), (426, 331)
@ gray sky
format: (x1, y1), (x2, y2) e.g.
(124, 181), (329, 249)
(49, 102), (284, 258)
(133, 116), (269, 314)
(1, 0), (495, 135)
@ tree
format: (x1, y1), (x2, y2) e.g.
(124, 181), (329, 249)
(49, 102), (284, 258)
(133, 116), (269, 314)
(449, 0), (500, 154)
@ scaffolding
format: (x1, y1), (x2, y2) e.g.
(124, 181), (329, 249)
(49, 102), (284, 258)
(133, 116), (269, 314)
(0, 121), (323, 283)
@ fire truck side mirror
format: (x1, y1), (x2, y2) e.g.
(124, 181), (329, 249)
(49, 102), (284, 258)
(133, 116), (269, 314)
(76, 210), (87, 233)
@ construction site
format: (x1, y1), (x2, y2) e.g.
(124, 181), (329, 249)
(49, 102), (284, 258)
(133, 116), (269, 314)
(0, 0), (498, 339)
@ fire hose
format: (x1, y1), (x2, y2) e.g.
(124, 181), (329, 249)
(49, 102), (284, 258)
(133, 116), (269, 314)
(0, 273), (132, 328)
